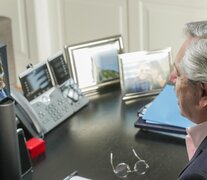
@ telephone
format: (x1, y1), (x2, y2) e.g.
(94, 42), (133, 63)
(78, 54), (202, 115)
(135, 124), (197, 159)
(12, 51), (89, 138)
(12, 86), (74, 138)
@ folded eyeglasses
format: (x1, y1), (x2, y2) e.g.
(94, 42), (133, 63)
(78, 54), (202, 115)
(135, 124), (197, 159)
(110, 148), (149, 178)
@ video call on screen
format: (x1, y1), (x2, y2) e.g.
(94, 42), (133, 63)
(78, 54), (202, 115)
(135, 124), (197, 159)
(20, 64), (53, 101)
(49, 55), (70, 86)
(0, 47), (10, 103)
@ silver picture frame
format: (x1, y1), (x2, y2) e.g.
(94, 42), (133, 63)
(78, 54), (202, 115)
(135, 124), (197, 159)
(65, 35), (124, 94)
(119, 47), (172, 101)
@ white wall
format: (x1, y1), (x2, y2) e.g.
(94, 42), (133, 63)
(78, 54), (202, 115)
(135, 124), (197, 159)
(132, 0), (207, 58)
(1, 0), (207, 86)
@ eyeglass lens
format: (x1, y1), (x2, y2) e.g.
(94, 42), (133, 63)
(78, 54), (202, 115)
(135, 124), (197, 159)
(114, 160), (149, 178)
(115, 163), (130, 178)
(134, 160), (149, 175)
(110, 148), (149, 178)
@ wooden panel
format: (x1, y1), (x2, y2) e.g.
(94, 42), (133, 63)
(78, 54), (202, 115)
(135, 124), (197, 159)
(129, 0), (207, 57)
(63, 0), (128, 51)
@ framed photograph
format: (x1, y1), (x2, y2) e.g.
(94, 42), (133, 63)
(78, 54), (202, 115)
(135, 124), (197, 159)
(119, 47), (172, 100)
(65, 35), (124, 94)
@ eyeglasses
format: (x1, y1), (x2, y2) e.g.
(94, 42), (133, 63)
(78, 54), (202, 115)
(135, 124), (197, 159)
(110, 148), (149, 178)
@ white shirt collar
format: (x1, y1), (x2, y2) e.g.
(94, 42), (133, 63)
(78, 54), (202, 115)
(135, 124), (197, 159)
(187, 121), (207, 149)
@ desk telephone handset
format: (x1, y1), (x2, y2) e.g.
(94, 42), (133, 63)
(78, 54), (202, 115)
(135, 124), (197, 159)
(14, 51), (89, 138)
(11, 87), (45, 137)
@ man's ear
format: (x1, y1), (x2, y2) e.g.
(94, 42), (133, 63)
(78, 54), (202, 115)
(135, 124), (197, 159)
(199, 83), (207, 107)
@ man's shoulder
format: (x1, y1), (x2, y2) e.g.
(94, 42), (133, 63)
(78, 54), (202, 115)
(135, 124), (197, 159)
(178, 138), (207, 180)
(179, 173), (207, 180)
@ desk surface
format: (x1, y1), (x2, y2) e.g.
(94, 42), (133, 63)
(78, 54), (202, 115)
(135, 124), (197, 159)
(26, 89), (188, 180)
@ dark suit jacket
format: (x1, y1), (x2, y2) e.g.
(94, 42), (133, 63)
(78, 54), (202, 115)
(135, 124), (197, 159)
(178, 137), (207, 180)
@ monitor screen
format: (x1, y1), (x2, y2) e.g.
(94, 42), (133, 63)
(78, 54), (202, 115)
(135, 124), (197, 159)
(48, 53), (70, 86)
(19, 62), (53, 101)
(0, 43), (10, 103)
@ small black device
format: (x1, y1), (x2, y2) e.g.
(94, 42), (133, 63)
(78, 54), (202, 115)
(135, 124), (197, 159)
(17, 128), (33, 177)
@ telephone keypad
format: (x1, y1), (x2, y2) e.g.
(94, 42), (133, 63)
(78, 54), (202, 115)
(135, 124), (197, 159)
(31, 88), (74, 133)
(27, 81), (89, 135)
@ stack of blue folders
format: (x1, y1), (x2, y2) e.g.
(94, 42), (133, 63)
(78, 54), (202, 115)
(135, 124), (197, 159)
(135, 84), (194, 135)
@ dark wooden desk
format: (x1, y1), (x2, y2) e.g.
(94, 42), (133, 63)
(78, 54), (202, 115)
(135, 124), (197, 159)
(25, 89), (188, 180)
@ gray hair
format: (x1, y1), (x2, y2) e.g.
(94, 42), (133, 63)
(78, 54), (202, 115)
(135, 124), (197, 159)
(185, 20), (207, 38)
(179, 39), (207, 83)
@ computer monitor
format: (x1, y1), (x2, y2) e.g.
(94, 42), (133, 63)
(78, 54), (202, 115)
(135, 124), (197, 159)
(0, 43), (10, 103)
(47, 52), (70, 86)
(19, 62), (53, 101)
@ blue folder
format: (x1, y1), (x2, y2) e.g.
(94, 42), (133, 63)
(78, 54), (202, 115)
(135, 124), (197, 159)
(135, 84), (194, 134)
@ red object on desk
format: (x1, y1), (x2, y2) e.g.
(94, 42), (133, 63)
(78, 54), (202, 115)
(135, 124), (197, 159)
(26, 137), (46, 159)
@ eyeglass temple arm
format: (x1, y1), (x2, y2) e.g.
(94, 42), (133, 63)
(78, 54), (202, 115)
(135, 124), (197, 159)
(132, 148), (142, 161)
(110, 153), (117, 173)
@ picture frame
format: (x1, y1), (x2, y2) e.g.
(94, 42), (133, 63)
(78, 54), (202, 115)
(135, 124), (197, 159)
(65, 35), (124, 94)
(118, 47), (172, 100)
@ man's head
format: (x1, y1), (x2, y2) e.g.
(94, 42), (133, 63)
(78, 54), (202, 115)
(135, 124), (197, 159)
(137, 63), (150, 80)
(184, 20), (207, 38)
(169, 20), (207, 84)
(175, 39), (207, 124)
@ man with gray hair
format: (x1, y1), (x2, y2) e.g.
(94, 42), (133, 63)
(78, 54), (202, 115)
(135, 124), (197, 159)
(170, 20), (207, 83)
(170, 21), (207, 179)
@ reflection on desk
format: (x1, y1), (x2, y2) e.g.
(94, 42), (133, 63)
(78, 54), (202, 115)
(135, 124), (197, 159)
(24, 89), (188, 180)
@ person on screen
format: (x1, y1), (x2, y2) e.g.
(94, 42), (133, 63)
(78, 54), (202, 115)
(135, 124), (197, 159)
(169, 20), (207, 179)
(149, 61), (166, 89)
(0, 58), (7, 101)
(127, 63), (152, 93)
